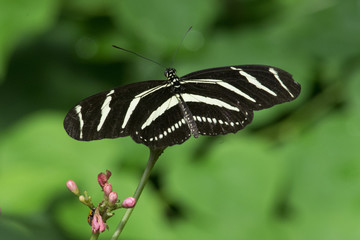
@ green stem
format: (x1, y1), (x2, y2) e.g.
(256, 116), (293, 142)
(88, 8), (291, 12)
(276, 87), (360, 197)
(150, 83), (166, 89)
(111, 147), (165, 240)
(90, 232), (99, 240)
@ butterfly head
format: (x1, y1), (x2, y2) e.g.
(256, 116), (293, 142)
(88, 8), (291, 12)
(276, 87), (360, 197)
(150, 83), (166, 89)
(165, 68), (177, 81)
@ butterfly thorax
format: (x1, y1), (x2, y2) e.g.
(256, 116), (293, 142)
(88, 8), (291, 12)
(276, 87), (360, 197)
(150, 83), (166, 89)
(165, 68), (181, 89)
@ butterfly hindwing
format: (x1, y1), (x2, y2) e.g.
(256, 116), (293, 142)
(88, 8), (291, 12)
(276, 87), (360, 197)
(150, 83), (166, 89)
(133, 103), (191, 148)
(127, 86), (191, 148)
(185, 99), (254, 136)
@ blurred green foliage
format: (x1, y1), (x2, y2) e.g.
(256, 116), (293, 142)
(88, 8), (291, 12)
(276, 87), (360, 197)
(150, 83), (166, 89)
(1, 0), (360, 239)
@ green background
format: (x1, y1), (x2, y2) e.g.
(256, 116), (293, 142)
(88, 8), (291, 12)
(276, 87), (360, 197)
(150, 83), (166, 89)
(1, 0), (360, 239)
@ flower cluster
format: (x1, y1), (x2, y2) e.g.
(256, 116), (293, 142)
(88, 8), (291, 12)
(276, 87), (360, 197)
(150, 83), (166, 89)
(66, 170), (136, 234)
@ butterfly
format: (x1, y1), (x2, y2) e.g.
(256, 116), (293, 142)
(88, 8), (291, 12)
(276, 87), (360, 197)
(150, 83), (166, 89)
(64, 62), (300, 149)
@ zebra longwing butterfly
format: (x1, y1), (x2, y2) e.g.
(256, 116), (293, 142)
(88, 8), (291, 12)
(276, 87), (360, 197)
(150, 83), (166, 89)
(64, 64), (301, 149)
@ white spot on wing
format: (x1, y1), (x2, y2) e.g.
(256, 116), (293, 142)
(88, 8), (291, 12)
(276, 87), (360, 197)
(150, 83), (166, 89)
(231, 67), (277, 96)
(75, 105), (84, 139)
(97, 90), (114, 131)
(269, 67), (294, 98)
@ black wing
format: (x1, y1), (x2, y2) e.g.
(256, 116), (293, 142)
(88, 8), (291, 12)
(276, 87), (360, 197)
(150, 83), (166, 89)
(179, 65), (301, 136)
(64, 80), (191, 148)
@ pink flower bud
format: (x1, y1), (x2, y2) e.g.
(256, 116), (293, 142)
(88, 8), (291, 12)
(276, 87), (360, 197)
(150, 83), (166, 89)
(92, 212), (106, 233)
(92, 217), (100, 233)
(103, 183), (112, 196)
(98, 215), (106, 232)
(122, 197), (136, 208)
(66, 180), (79, 195)
(97, 170), (112, 187)
(109, 192), (118, 203)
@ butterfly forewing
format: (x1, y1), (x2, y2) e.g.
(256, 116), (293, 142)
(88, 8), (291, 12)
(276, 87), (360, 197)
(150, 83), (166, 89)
(64, 80), (167, 141)
(181, 65), (300, 110)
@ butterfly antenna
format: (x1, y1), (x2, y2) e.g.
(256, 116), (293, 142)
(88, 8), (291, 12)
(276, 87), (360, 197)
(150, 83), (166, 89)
(171, 26), (192, 66)
(112, 45), (166, 68)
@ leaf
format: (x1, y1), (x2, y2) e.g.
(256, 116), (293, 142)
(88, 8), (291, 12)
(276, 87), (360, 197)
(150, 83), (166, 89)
(163, 134), (285, 239)
(282, 109), (360, 240)
(0, 0), (58, 82)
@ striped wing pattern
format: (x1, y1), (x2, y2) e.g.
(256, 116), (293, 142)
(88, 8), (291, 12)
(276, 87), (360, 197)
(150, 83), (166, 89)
(64, 65), (301, 148)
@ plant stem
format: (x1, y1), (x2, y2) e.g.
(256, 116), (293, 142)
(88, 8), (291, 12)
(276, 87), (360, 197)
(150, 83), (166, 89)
(111, 147), (165, 240)
(90, 232), (99, 240)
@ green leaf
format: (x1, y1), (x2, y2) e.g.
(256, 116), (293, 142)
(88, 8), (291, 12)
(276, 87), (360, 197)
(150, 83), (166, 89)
(283, 110), (360, 240)
(163, 134), (285, 239)
(0, 0), (58, 82)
